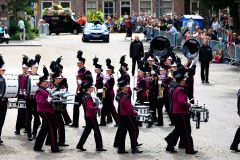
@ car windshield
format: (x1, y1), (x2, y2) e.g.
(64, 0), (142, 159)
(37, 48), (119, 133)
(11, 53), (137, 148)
(86, 23), (106, 30)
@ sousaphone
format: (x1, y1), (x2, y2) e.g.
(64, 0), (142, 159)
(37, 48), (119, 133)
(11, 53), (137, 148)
(150, 36), (170, 56)
(182, 38), (200, 59)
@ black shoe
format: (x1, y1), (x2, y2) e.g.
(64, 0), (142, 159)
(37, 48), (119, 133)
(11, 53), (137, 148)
(96, 148), (107, 151)
(82, 126), (86, 128)
(0, 139), (3, 143)
(118, 150), (128, 154)
(132, 148), (143, 154)
(68, 123), (78, 128)
(169, 123), (175, 126)
(178, 145), (186, 149)
(164, 137), (170, 144)
(230, 147), (240, 152)
(137, 143), (143, 147)
(107, 121), (113, 124)
(154, 123), (163, 126)
(23, 129), (27, 133)
(34, 148), (45, 152)
(99, 124), (106, 126)
(113, 144), (118, 147)
(45, 142), (50, 145)
(32, 135), (37, 139)
(58, 142), (69, 146)
(52, 149), (63, 153)
(28, 137), (33, 141)
(206, 81), (209, 83)
(15, 130), (20, 135)
(114, 124), (120, 127)
(202, 81), (204, 83)
(186, 150), (198, 154)
(166, 148), (177, 153)
(76, 146), (86, 151)
(132, 74), (134, 76)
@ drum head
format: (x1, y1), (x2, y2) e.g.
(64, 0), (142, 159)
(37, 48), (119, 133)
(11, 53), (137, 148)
(135, 105), (149, 109)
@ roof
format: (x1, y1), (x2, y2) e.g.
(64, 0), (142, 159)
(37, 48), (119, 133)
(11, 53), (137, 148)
(183, 15), (203, 19)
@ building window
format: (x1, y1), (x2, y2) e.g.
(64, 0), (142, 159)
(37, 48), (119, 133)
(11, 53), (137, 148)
(191, 2), (199, 14)
(87, 1), (97, 12)
(139, 1), (152, 15)
(162, 0), (172, 15)
(42, 1), (53, 16)
(59, 1), (71, 8)
(104, 2), (113, 19)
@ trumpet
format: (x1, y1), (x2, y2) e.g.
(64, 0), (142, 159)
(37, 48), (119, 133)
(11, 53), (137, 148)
(102, 83), (107, 98)
(146, 89), (150, 102)
(151, 66), (157, 85)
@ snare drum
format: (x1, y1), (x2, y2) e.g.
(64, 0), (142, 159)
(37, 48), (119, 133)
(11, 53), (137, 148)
(18, 99), (26, 108)
(0, 74), (20, 98)
(190, 107), (209, 122)
(27, 75), (41, 96)
(138, 114), (151, 122)
(134, 105), (150, 114)
(7, 98), (18, 108)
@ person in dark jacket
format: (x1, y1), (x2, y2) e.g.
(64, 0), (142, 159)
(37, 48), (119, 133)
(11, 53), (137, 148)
(230, 89), (240, 152)
(129, 36), (144, 76)
(198, 39), (212, 83)
(125, 17), (133, 40)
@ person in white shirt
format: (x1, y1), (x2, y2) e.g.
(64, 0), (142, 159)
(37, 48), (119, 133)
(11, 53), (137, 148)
(18, 18), (25, 41)
(166, 24), (178, 34)
(211, 17), (219, 37)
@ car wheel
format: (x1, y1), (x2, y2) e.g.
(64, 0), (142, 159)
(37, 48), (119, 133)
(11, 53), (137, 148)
(55, 33), (60, 35)
(104, 39), (109, 43)
(48, 32), (52, 35)
(82, 36), (85, 42)
(73, 29), (79, 35)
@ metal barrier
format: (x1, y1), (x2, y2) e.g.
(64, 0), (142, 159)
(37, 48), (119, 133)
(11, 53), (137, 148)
(208, 40), (224, 55)
(38, 23), (49, 38)
(144, 27), (153, 40)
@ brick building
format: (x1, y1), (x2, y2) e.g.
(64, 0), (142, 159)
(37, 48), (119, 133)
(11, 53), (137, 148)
(0, 0), (200, 26)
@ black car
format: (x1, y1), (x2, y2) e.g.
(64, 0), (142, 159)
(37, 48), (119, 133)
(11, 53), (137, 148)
(43, 15), (82, 35)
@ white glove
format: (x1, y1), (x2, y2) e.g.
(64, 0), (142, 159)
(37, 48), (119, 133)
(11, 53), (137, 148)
(98, 104), (103, 109)
(77, 80), (82, 85)
(47, 97), (52, 102)
(158, 81), (162, 85)
(103, 79), (106, 84)
(151, 70), (155, 75)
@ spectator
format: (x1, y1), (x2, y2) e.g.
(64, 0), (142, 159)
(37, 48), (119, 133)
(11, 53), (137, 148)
(125, 17), (133, 40)
(18, 17), (25, 41)
(235, 34), (240, 45)
(137, 14), (142, 26)
(198, 39), (213, 83)
(129, 36), (144, 76)
(107, 14), (111, 22)
(131, 14), (137, 32)
(123, 12), (128, 19)
(166, 14), (172, 24)
(173, 18), (179, 31)
(114, 13), (119, 20)
(220, 13), (224, 24)
(233, 33), (237, 44)
(206, 29), (218, 41)
(166, 24), (177, 34)
(229, 17), (234, 30)
(159, 20), (167, 31)
(211, 17), (220, 37)
(182, 26), (189, 37)
(223, 19), (230, 31)
(30, 15), (35, 28)
(119, 15), (124, 23)
(218, 37), (224, 49)
(185, 31), (191, 40)
(0, 22), (4, 37)
(81, 14), (87, 25)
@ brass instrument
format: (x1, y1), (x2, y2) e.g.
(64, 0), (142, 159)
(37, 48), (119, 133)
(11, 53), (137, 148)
(151, 66), (157, 85)
(169, 69), (173, 78)
(146, 89), (150, 102)
(159, 85), (164, 98)
(76, 75), (81, 93)
(102, 83), (107, 98)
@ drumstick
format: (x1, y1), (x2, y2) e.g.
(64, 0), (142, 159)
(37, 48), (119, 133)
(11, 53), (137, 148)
(189, 98), (194, 102)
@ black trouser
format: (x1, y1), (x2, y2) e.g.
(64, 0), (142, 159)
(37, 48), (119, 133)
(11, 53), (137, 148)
(131, 57), (141, 76)
(100, 94), (119, 125)
(118, 115), (138, 151)
(54, 110), (65, 143)
(34, 112), (59, 152)
(157, 98), (164, 125)
(26, 99), (41, 138)
(15, 108), (26, 131)
(77, 117), (103, 149)
(231, 127), (240, 149)
(187, 81), (194, 104)
(0, 100), (8, 137)
(72, 93), (83, 126)
(172, 114), (194, 153)
(114, 115), (139, 147)
(201, 61), (210, 82)
(61, 105), (72, 124)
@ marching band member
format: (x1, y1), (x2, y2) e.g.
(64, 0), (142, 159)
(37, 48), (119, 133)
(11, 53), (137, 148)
(93, 56), (103, 101)
(0, 55), (7, 144)
(166, 69), (197, 154)
(48, 68), (69, 146)
(33, 66), (62, 153)
(184, 58), (196, 104)
(69, 50), (93, 128)
(56, 56), (72, 125)
(119, 55), (131, 97)
(76, 81), (106, 152)
(116, 79), (143, 154)
(15, 55), (29, 135)
(99, 59), (120, 126)
(26, 54), (41, 141)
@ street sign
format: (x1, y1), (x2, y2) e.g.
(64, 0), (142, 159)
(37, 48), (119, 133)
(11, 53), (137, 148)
(34, 3), (38, 16)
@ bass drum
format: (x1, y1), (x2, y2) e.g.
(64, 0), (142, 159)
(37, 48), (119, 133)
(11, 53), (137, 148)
(27, 75), (41, 96)
(1, 74), (20, 98)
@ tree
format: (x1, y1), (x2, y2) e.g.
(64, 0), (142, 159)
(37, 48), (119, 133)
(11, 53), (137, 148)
(6, 0), (38, 23)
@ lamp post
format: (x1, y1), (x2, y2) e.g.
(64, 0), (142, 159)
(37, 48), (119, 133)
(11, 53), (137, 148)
(1, 3), (6, 12)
